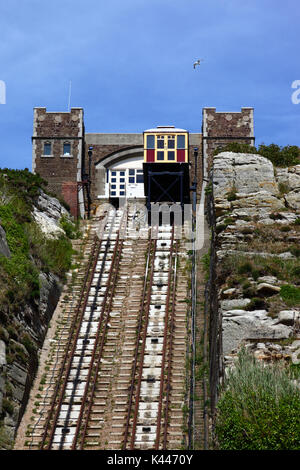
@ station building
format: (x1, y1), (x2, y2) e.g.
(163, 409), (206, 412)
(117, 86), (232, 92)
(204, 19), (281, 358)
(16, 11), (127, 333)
(32, 107), (255, 217)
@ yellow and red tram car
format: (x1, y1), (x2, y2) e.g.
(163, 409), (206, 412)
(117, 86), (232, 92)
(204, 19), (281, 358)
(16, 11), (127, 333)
(143, 126), (189, 164)
(143, 126), (190, 209)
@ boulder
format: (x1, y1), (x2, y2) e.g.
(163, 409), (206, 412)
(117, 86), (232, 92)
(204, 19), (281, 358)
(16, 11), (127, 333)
(220, 298), (251, 311)
(35, 190), (68, 221)
(213, 152), (278, 197)
(257, 276), (279, 285)
(256, 283), (281, 296)
(276, 165), (300, 191)
(275, 310), (300, 326)
(222, 288), (238, 298)
(32, 208), (65, 239)
(285, 188), (300, 211)
(222, 313), (292, 354)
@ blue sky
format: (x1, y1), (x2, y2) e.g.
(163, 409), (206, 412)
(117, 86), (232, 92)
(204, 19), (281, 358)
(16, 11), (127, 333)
(0, 0), (300, 169)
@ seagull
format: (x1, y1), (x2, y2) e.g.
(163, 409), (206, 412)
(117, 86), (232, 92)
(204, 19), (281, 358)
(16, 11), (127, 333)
(193, 59), (203, 69)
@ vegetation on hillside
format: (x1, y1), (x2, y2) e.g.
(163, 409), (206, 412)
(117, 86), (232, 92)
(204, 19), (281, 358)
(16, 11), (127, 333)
(0, 169), (81, 448)
(213, 142), (300, 167)
(0, 169), (75, 311)
(215, 349), (300, 450)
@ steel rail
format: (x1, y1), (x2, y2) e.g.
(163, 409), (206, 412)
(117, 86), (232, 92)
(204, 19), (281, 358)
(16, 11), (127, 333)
(39, 234), (101, 449)
(77, 234), (124, 449)
(154, 225), (175, 450)
(123, 237), (152, 449)
(71, 208), (128, 449)
(40, 212), (114, 449)
(162, 240), (179, 449)
(129, 238), (157, 450)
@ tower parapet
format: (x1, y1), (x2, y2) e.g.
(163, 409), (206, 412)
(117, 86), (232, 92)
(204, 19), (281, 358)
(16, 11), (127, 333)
(202, 107), (255, 169)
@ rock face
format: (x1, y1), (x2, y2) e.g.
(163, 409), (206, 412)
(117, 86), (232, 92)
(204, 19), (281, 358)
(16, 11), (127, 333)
(208, 152), (300, 370)
(0, 225), (11, 258)
(0, 189), (72, 448)
(32, 190), (69, 239)
(213, 152), (278, 197)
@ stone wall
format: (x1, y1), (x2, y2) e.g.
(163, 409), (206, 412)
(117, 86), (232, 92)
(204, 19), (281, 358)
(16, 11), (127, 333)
(202, 108), (255, 170)
(32, 107), (84, 215)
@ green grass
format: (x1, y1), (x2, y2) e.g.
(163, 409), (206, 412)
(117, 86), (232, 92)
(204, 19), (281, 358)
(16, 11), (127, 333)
(215, 349), (300, 450)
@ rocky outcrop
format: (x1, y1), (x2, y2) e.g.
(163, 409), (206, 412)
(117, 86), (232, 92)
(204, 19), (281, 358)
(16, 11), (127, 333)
(32, 190), (69, 239)
(213, 152), (279, 197)
(207, 152), (300, 378)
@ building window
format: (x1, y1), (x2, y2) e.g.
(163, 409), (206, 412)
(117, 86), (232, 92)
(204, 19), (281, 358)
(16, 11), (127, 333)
(63, 142), (71, 156)
(147, 134), (155, 149)
(168, 151), (175, 160)
(177, 135), (185, 149)
(129, 176), (135, 183)
(43, 142), (52, 156)
(157, 151), (164, 160)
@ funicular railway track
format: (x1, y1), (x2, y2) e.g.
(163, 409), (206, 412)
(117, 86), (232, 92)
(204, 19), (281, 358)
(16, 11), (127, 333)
(39, 208), (127, 450)
(21, 204), (188, 451)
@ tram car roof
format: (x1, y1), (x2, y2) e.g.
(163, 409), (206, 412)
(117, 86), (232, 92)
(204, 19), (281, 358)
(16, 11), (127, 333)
(144, 125), (188, 133)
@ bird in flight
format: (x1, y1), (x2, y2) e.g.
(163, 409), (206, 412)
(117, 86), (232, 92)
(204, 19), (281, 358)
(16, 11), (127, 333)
(193, 59), (203, 69)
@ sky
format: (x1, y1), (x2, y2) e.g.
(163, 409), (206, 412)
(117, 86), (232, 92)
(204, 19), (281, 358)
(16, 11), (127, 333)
(0, 0), (300, 170)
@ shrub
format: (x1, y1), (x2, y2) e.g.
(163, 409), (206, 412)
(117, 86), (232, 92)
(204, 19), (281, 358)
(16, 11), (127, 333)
(246, 297), (266, 310)
(258, 144), (300, 167)
(280, 285), (300, 306)
(212, 143), (300, 167)
(227, 187), (237, 202)
(2, 398), (14, 415)
(213, 142), (258, 156)
(215, 349), (300, 450)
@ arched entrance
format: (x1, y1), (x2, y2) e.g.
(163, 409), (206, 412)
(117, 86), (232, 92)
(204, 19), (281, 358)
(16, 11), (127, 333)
(94, 147), (145, 201)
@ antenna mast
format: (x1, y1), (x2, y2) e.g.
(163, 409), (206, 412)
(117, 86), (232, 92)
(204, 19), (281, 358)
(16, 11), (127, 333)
(68, 81), (72, 111)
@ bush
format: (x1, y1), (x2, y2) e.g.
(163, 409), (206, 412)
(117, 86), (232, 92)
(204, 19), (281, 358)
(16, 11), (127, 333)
(2, 398), (14, 416)
(213, 142), (258, 156)
(258, 144), (300, 167)
(280, 285), (300, 306)
(246, 297), (266, 310)
(215, 349), (300, 450)
(212, 142), (300, 167)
